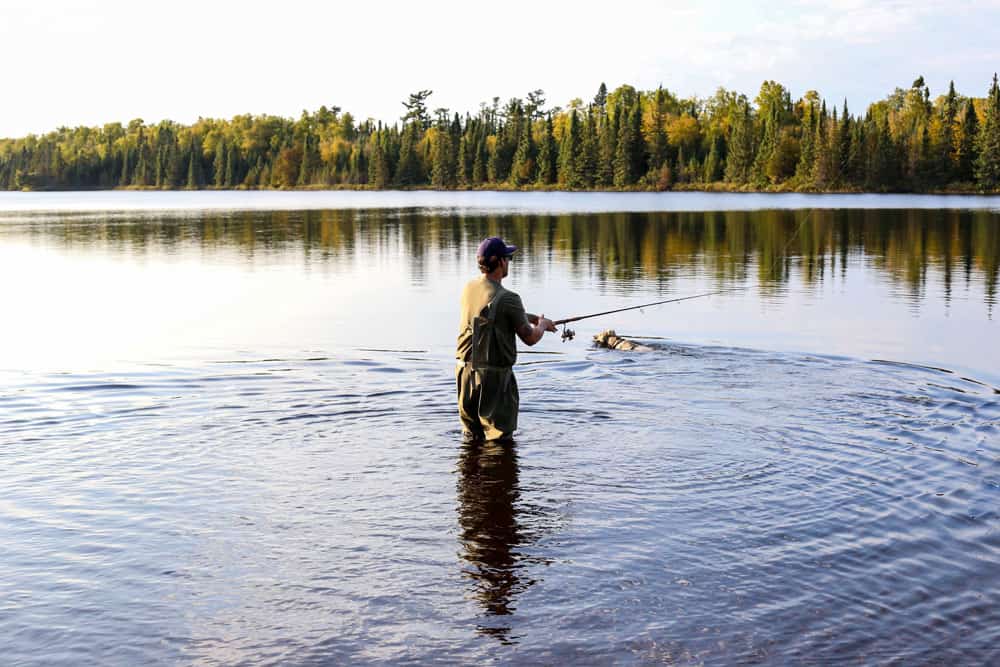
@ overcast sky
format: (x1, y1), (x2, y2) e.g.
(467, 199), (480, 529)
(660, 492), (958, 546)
(1, 0), (998, 137)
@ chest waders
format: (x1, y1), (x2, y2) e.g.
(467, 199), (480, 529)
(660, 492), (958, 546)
(457, 293), (519, 441)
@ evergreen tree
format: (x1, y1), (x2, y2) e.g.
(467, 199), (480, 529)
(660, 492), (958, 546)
(395, 123), (422, 186)
(226, 145), (237, 187)
(596, 106), (617, 186)
(119, 144), (131, 186)
(594, 82), (608, 110)
(838, 100), (852, 183)
(813, 101), (836, 188)
(186, 140), (201, 189)
(940, 80), (959, 182)
(647, 87), (669, 173)
(401, 90), (433, 129)
(456, 135), (471, 187)
(796, 100), (817, 183)
(869, 114), (898, 190)
(578, 108), (598, 187)
(724, 101), (753, 184)
(751, 81), (791, 185)
(975, 73), (1000, 190)
(134, 150), (149, 186)
(536, 115), (557, 186)
(702, 133), (723, 183)
(558, 110), (582, 187)
(370, 137), (389, 188)
(472, 136), (487, 185)
(509, 119), (536, 185)
(957, 99), (980, 182)
(297, 137), (310, 186)
(431, 122), (456, 187)
(845, 120), (865, 186)
(613, 100), (644, 186)
(628, 99), (646, 181)
(213, 139), (226, 187)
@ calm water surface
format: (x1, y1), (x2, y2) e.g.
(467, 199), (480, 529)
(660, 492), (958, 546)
(1, 192), (998, 664)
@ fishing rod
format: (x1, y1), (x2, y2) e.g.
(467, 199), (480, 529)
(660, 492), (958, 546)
(552, 208), (818, 342)
(552, 289), (737, 342)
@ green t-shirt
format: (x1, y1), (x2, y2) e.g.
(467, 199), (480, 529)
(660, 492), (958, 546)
(456, 276), (530, 367)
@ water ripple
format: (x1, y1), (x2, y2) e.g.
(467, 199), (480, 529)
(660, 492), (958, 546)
(1, 347), (998, 664)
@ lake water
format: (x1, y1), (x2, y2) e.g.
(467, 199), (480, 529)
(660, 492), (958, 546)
(1, 191), (998, 664)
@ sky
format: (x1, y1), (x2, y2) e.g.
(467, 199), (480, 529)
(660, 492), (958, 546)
(1, 0), (999, 138)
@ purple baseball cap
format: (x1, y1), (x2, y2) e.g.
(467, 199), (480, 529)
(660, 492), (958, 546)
(477, 236), (518, 259)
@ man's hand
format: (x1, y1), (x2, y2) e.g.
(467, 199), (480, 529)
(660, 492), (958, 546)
(537, 314), (557, 333)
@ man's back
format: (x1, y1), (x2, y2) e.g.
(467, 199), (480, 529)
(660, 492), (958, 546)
(456, 276), (528, 367)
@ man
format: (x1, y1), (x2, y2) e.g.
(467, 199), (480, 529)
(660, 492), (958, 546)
(456, 236), (556, 441)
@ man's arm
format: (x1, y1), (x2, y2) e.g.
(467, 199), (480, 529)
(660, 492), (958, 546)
(516, 314), (557, 346)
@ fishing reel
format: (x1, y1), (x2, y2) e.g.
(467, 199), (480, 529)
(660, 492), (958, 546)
(560, 325), (575, 343)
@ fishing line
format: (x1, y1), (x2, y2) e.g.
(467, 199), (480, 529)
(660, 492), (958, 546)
(553, 208), (818, 342)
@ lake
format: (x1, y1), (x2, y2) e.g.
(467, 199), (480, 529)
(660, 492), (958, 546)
(1, 191), (998, 664)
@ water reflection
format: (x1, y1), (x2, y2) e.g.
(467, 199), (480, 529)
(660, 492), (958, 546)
(5, 208), (998, 308)
(456, 441), (533, 643)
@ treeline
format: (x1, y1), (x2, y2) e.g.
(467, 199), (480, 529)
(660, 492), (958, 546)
(3, 76), (1000, 193)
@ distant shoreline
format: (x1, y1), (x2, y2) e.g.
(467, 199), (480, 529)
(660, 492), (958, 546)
(8, 183), (1000, 196)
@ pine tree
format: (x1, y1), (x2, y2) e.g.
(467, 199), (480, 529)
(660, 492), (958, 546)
(369, 137), (389, 189)
(940, 80), (959, 183)
(431, 123), (456, 187)
(119, 144), (131, 186)
(456, 135), (471, 187)
(134, 151), (148, 187)
(751, 106), (779, 186)
(796, 101), (816, 183)
(578, 108), (598, 187)
(186, 140), (201, 189)
(975, 73), (1000, 190)
(724, 101), (753, 184)
(702, 133), (722, 183)
(536, 115), (557, 186)
(628, 99), (646, 181)
(214, 139), (226, 187)
(596, 107), (617, 186)
(509, 119), (536, 185)
(957, 99), (979, 182)
(297, 137), (310, 186)
(813, 101), (835, 188)
(845, 120), (864, 186)
(869, 114), (898, 191)
(154, 147), (165, 187)
(613, 100), (644, 186)
(558, 110), (582, 188)
(838, 100), (852, 183)
(647, 87), (669, 173)
(395, 123), (422, 186)
(594, 82), (608, 110)
(472, 136), (487, 185)
(226, 145), (237, 187)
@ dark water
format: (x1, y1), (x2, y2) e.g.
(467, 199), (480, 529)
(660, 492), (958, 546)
(1, 194), (999, 664)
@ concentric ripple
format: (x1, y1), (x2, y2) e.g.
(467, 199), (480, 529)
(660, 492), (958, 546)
(1, 345), (997, 665)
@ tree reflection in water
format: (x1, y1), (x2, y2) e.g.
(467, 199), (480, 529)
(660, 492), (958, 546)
(16, 208), (997, 308)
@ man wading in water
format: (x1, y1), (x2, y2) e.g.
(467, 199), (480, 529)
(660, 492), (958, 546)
(456, 237), (556, 441)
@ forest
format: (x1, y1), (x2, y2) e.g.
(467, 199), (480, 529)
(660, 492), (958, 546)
(2, 75), (1000, 193)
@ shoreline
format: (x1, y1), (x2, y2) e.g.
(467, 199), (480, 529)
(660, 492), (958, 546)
(7, 183), (1000, 196)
